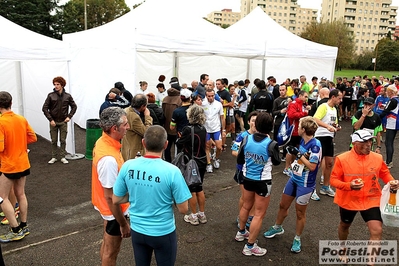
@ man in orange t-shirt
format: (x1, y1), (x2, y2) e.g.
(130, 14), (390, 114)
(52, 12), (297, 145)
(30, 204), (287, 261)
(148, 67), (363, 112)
(331, 130), (399, 243)
(0, 91), (37, 243)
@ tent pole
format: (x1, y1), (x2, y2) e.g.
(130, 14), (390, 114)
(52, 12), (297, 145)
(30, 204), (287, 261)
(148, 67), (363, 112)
(17, 61), (24, 116)
(65, 60), (84, 160)
(173, 52), (178, 77)
(246, 59), (250, 80)
(261, 58), (266, 81)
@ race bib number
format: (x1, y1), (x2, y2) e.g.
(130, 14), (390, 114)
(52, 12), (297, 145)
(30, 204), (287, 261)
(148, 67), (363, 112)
(291, 160), (304, 176)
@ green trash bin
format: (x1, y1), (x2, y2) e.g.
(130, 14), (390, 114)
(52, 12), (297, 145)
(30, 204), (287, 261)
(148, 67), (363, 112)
(86, 119), (102, 160)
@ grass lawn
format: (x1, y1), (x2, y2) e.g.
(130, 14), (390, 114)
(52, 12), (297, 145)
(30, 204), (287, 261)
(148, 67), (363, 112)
(334, 69), (399, 80)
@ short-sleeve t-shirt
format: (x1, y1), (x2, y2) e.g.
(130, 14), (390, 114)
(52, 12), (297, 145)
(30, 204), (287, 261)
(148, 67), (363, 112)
(314, 103), (338, 138)
(171, 105), (190, 133)
(113, 157), (191, 237)
(202, 99), (224, 133)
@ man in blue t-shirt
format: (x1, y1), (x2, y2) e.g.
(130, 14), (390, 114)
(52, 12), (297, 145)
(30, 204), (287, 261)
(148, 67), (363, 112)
(113, 125), (191, 266)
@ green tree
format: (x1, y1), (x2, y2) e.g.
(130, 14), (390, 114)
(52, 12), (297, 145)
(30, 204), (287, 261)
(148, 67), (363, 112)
(0, 0), (59, 38)
(54, 0), (130, 37)
(375, 38), (399, 71)
(351, 51), (374, 70)
(300, 20), (355, 70)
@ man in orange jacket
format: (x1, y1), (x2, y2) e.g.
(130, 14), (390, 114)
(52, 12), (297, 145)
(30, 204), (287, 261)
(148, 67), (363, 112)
(92, 107), (130, 266)
(0, 91), (37, 243)
(331, 129), (399, 242)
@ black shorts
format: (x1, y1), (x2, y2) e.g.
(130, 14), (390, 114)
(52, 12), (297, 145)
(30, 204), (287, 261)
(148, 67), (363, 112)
(316, 136), (334, 157)
(236, 111), (246, 118)
(339, 207), (382, 224)
(288, 135), (301, 147)
(105, 216), (129, 236)
(243, 178), (272, 197)
(3, 169), (30, 180)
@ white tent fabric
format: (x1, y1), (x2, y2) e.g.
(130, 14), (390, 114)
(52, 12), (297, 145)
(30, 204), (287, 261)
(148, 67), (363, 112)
(63, 0), (264, 128)
(226, 7), (338, 83)
(0, 16), (75, 155)
(63, 1), (338, 128)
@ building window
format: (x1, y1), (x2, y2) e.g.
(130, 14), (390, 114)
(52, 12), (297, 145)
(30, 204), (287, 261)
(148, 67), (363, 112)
(356, 39), (359, 43)
(358, 9), (362, 14)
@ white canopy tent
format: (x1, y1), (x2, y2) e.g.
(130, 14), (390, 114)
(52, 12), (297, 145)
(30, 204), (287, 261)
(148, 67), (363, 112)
(63, 2), (338, 128)
(0, 16), (76, 155)
(225, 7), (338, 83)
(63, 0), (264, 128)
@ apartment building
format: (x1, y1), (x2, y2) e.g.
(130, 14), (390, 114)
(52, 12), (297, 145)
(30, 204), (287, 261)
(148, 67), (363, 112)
(240, 0), (318, 35)
(206, 9), (241, 27)
(321, 0), (398, 54)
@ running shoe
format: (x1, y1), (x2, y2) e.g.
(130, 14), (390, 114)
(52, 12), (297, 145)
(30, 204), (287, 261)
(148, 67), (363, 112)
(60, 158), (69, 164)
(263, 226), (284, 238)
(0, 229), (24, 243)
(235, 229), (250, 242)
(320, 175), (324, 185)
(291, 238), (302, 253)
(213, 159), (220, 169)
(206, 164), (213, 173)
(387, 162), (393, 169)
(281, 157), (286, 162)
(0, 205), (19, 217)
(246, 216), (253, 229)
(183, 214), (199, 225)
(197, 213), (207, 224)
(21, 226), (30, 236)
(1, 212), (19, 225)
(242, 243), (267, 256)
(320, 186), (335, 197)
(48, 158), (57, 164)
(311, 191), (320, 201)
(282, 168), (292, 177)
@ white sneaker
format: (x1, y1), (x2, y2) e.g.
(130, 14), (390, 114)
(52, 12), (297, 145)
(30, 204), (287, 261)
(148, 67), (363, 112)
(320, 175), (324, 185)
(60, 158), (69, 164)
(48, 158), (57, 164)
(206, 164), (213, 173)
(213, 159), (220, 169)
(242, 242), (267, 256)
(311, 191), (320, 201)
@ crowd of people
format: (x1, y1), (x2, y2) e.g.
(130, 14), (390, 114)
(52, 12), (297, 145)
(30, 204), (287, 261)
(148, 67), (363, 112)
(0, 72), (398, 265)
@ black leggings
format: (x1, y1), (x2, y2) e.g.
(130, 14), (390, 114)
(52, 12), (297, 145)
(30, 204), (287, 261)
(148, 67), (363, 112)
(385, 129), (397, 164)
(131, 229), (177, 266)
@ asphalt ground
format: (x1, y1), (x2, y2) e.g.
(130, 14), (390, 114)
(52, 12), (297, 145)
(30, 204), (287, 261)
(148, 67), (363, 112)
(1, 118), (399, 266)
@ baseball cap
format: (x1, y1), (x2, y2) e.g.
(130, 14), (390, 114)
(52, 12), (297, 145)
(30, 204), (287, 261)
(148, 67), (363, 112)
(351, 130), (376, 143)
(363, 97), (375, 105)
(321, 76), (327, 81)
(180, 88), (191, 99)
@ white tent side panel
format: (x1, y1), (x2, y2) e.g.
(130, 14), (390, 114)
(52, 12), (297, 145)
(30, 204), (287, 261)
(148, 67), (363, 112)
(178, 56), (248, 84)
(135, 52), (174, 95)
(68, 47), (136, 128)
(20, 61), (74, 154)
(0, 61), (22, 115)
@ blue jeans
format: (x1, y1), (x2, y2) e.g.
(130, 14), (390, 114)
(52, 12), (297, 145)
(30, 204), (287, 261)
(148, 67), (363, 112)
(385, 129), (397, 164)
(131, 229), (177, 266)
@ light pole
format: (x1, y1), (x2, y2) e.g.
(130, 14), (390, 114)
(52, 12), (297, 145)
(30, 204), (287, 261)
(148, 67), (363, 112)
(84, 0), (87, 30)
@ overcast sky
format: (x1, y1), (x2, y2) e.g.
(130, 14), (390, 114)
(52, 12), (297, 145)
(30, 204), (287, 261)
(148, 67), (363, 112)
(126, 0), (399, 23)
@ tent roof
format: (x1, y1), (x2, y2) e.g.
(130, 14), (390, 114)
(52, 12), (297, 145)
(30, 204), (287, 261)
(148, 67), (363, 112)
(0, 16), (68, 61)
(63, 0), (262, 57)
(226, 7), (338, 59)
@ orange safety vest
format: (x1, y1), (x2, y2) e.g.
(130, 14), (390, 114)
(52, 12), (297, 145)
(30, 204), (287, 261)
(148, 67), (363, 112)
(92, 132), (129, 216)
(330, 149), (394, 210)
